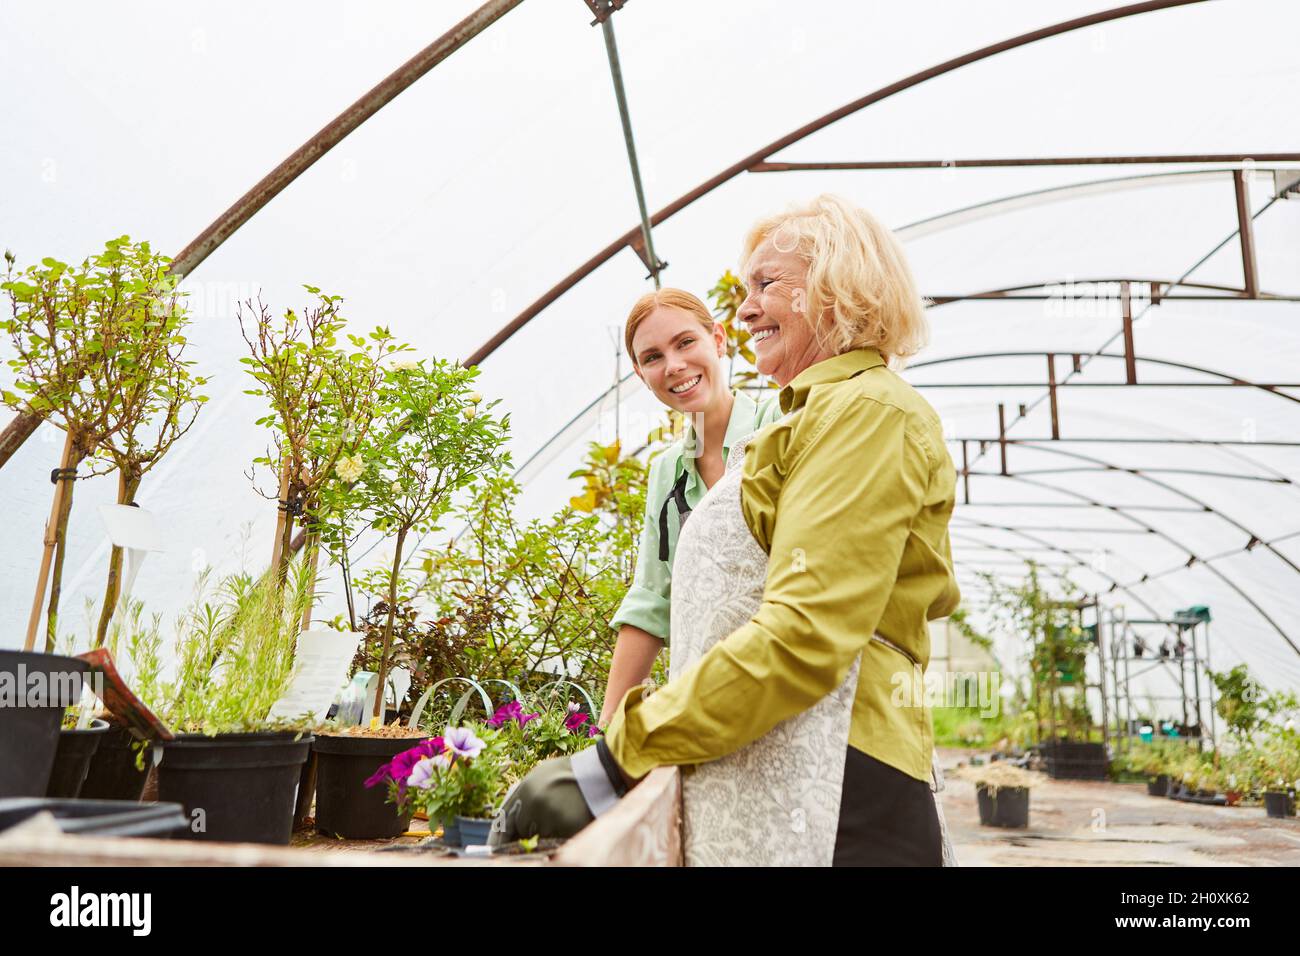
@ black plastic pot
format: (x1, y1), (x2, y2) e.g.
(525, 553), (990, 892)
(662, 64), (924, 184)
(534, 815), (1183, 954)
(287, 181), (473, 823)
(0, 651), (90, 798)
(79, 722), (151, 802)
(312, 734), (416, 839)
(1264, 790), (1296, 818)
(157, 731), (313, 844)
(46, 719), (110, 798)
(1040, 740), (1110, 781)
(0, 797), (188, 839)
(976, 784), (1030, 828)
(1147, 774), (1170, 797)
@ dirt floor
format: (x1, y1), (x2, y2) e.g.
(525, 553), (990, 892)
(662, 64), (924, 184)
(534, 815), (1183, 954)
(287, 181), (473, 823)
(938, 748), (1300, 867)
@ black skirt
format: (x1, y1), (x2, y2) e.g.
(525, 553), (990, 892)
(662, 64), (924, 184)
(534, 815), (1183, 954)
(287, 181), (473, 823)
(832, 746), (943, 867)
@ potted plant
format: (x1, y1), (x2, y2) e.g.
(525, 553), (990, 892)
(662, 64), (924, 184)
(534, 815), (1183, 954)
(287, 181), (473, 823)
(45, 714), (111, 799)
(367, 724), (510, 847)
(307, 354), (507, 838)
(955, 761), (1038, 828)
(79, 601), (164, 801)
(148, 564), (318, 844)
(0, 650), (91, 797)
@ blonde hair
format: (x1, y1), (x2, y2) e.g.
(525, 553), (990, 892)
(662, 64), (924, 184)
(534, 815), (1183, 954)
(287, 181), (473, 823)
(624, 288), (715, 364)
(740, 194), (928, 366)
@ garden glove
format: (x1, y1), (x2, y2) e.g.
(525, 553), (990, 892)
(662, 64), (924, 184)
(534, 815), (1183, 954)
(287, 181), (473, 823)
(489, 739), (629, 845)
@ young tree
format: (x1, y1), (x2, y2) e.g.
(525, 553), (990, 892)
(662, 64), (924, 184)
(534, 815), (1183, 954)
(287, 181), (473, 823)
(357, 358), (508, 724)
(2, 238), (183, 649)
(87, 259), (208, 645)
(239, 288), (395, 608)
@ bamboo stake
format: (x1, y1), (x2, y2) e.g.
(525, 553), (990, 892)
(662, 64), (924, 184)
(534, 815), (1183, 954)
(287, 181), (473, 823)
(299, 531), (320, 632)
(24, 430), (75, 651)
(268, 458), (292, 579)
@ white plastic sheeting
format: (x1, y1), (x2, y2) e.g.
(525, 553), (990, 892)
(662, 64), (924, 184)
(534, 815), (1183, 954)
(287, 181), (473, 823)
(1, 1), (1297, 694)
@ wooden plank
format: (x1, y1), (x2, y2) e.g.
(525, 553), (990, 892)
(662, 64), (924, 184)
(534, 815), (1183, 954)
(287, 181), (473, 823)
(553, 766), (682, 866)
(0, 827), (542, 867)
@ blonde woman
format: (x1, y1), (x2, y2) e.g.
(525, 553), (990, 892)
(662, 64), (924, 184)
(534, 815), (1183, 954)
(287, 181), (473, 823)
(497, 195), (959, 867)
(598, 288), (783, 727)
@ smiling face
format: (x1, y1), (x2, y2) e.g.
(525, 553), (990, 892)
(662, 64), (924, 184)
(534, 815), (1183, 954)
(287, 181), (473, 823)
(631, 305), (728, 413)
(738, 238), (836, 386)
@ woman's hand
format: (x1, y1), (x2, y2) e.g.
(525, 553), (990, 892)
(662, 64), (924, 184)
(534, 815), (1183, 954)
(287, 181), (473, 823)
(489, 740), (634, 845)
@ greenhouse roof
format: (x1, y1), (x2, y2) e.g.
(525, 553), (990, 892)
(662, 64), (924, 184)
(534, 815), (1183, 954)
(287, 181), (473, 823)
(2, 0), (1298, 687)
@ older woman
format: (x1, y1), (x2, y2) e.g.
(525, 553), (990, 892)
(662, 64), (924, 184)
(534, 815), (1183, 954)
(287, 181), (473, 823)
(493, 194), (961, 866)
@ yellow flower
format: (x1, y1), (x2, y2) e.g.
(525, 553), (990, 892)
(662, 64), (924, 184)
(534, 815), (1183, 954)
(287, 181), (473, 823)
(466, 392), (483, 404)
(390, 357), (419, 371)
(335, 454), (365, 483)
(462, 406), (477, 419)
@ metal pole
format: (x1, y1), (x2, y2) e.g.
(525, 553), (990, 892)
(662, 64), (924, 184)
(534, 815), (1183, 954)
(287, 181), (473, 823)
(598, 6), (664, 286)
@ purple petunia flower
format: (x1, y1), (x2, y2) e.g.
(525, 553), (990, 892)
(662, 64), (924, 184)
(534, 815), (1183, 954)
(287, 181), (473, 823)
(488, 700), (543, 729)
(487, 700), (523, 728)
(588, 725), (601, 738)
(364, 736), (446, 790)
(444, 726), (486, 759)
(564, 710), (590, 733)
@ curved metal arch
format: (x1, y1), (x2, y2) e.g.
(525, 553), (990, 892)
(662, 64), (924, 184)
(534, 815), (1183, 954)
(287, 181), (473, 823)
(927, 276), (1297, 306)
(966, 470), (1299, 657)
(910, 350), (1300, 408)
(970, 465), (1288, 485)
(961, 439), (1300, 580)
(949, 526), (1174, 631)
(465, 0), (1210, 366)
(1105, 527), (1300, 597)
(894, 168), (1259, 241)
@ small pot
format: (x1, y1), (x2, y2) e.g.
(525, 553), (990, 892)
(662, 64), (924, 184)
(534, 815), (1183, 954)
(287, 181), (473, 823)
(440, 816), (463, 847)
(0, 651), (90, 797)
(1147, 774), (1170, 797)
(456, 815), (494, 847)
(46, 719), (110, 798)
(157, 731), (313, 844)
(312, 734), (417, 839)
(976, 784), (1030, 828)
(79, 722), (152, 802)
(1264, 790), (1296, 819)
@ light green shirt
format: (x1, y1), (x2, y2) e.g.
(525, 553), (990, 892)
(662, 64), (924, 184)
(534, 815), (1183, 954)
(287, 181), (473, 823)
(605, 348), (962, 782)
(609, 388), (784, 643)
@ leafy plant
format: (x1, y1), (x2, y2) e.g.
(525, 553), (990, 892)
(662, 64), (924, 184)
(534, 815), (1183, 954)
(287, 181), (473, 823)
(238, 288), (394, 606)
(1208, 664), (1298, 747)
(354, 359), (509, 723)
(418, 464), (641, 695)
(149, 561), (316, 734)
(368, 724), (511, 822)
(3, 238), (194, 647)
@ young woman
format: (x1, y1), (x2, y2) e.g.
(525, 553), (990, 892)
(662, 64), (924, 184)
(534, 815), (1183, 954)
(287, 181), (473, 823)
(596, 288), (783, 727)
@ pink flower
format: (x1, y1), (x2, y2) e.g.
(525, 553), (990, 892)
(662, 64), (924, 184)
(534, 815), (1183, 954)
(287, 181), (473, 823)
(364, 736), (446, 791)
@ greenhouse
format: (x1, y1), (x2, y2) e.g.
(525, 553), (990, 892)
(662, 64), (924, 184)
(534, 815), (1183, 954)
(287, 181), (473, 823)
(0, 0), (1297, 880)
